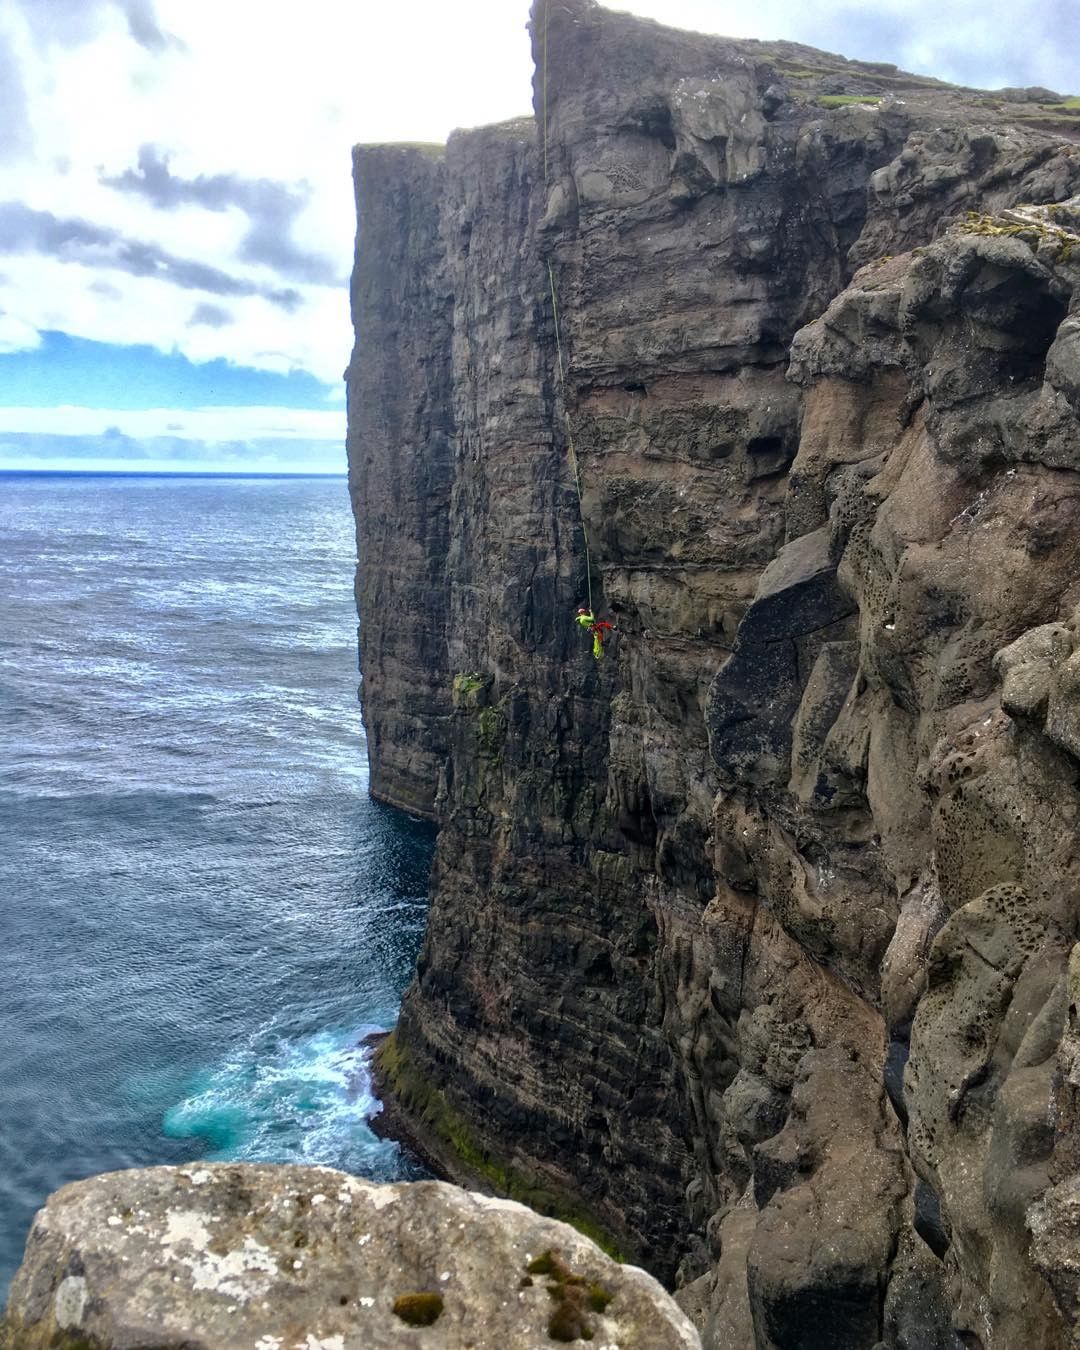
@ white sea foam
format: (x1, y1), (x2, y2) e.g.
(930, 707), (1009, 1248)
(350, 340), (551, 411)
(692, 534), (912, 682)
(162, 1021), (409, 1177)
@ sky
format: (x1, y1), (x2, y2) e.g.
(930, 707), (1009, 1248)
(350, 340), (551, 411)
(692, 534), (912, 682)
(0, 0), (1076, 475)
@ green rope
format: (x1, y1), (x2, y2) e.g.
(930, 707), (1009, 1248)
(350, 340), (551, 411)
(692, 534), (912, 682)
(542, 0), (594, 616)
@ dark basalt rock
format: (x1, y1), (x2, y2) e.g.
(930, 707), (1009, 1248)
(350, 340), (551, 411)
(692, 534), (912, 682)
(348, 1), (1080, 1344)
(913, 1177), (951, 1260)
(708, 527), (857, 787)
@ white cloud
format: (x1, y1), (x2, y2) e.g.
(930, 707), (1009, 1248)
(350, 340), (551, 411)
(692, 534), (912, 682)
(0, 255), (349, 383)
(0, 0), (536, 386)
(0, 312), (42, 354)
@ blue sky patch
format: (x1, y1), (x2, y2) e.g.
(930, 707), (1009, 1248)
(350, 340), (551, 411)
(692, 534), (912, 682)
(0, 332), (344, 411)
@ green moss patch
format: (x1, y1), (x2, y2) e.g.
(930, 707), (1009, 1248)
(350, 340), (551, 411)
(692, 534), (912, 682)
(476, 706), (506, 756)
(452, 671), (496, 714)
(392, 1292), (444, 1326)
(453, 672), (486, 695)
(1010, 108), (1080, 130)
(817, 94), (883, 108)
(525, 1249), (614, 1342)
(377, 1032), (514, 1185)
(958, 210), (1077, 262)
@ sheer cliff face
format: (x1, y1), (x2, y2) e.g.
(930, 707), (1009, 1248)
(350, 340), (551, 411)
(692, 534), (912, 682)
(347, 147), (454, 819)
(348, 2), (1080, 1345)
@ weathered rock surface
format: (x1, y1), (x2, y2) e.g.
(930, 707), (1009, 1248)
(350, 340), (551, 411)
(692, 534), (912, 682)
(348, 1), (1080, 1345)
(0, 1164), (700, 1349)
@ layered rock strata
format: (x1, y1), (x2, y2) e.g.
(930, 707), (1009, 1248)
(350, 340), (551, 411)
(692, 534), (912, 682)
(347, 145), (455, 818)
(1, 1164), (699, 1348)
(348, 2), (1080, 1344)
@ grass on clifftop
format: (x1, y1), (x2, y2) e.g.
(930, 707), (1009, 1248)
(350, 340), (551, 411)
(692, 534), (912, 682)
(817, 93), (884, 108)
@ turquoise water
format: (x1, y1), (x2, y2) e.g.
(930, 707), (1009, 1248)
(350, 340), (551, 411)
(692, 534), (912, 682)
(0, 473), (434, 1296)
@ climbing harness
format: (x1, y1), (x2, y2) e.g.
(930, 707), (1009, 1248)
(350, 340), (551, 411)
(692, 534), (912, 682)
(542, 1), (614, 659)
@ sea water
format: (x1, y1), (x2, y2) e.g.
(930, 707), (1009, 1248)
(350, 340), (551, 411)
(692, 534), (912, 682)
(0, 473), (434, 1297)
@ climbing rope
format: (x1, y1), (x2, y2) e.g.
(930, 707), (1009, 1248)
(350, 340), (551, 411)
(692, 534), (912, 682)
(542, 0), (594, 618)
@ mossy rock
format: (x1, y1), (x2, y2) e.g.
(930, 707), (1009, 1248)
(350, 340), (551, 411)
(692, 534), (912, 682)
(525, 1248), (615, 1342)
(452, 671), (493, 709)
(0, 1164), (697, 1347)
(377, 1032), (627, 1261)
(957, 210), (1078, 262)
(392, 1292), (444, 1326)
(356, 140), (446, 159)
(476, 706), (507, 756)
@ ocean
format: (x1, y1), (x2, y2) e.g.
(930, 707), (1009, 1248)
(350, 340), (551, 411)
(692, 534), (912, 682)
(0, 472), (434, 1297)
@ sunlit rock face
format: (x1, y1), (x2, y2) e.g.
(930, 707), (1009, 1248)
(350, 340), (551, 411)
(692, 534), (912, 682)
(348, 1), (1080, 1344)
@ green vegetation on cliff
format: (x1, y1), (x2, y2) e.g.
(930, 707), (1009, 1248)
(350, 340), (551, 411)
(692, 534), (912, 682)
(376, 1033), (625, 1261)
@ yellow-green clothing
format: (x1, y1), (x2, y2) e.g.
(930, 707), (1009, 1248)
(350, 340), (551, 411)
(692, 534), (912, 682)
(576, 610), (605, 660)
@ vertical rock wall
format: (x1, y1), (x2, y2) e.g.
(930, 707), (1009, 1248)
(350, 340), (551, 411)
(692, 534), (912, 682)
(347, 2), (1080, 1344)
(348, 146), (454, 818)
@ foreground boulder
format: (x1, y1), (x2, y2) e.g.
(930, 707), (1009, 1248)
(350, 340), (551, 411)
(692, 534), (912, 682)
(1, 1163), (700, 1349)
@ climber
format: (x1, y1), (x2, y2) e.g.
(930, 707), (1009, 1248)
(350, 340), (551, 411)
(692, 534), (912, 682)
(576, 607), (613, 661)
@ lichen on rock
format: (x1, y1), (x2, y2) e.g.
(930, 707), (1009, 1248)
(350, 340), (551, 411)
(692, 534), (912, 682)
(0, 1164), (700, 1349)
